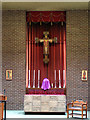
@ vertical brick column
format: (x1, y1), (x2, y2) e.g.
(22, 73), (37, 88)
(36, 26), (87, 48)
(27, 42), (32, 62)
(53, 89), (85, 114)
(0, 2), (2, 94)
(88, 3), (90, 110)
(66, 11), (88, 106)
(2, 10), (26, 110)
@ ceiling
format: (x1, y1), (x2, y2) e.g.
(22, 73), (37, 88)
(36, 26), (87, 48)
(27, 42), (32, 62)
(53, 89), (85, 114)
(2, 2), (89, 10)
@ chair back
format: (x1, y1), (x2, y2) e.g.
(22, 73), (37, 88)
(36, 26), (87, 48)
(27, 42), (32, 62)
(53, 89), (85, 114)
(72, 100), (87, 107)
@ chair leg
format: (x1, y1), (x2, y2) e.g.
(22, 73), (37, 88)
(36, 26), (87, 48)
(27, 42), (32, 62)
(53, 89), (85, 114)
(82, 110), (83, 119)
(72, 110), (73, 117)
(67, 110), (69, 118)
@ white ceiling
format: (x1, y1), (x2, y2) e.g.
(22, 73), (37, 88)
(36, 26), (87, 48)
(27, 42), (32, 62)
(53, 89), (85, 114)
(2, 2), (88, 10)
(1, 0), (90, 2)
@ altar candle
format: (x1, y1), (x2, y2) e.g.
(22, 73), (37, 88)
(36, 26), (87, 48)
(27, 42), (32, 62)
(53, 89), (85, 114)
(38, 70), (40, 88)
(28, 70), (30, 88)
(54, 70), (56, 88)
(59, 70), (60, 80)
(63, 70), (65, 80)
(34, 70), (35, 80)
(33, 70), (35, 88)
(29, 70), (30, 81)
(38, 70), (40, 80)
(39, 70), (40, 80)
(38, 70), (39, 80)
(55, 70), (56, 80)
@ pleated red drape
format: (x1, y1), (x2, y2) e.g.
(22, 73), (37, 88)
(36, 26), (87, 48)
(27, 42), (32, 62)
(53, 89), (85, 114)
(26, 22), (66, 88)
(26, 24), (28, 88)
(26, 11), (66, 22)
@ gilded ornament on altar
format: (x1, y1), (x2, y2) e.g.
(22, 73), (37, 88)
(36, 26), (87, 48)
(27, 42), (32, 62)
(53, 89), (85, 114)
(35, 31), (57, 64)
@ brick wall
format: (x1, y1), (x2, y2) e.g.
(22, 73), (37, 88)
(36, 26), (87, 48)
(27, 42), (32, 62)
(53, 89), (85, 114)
(2, 10), (26, 110)
(66, 11), (88, 106)
(2, 10), (88, 110)
(0, 2), (2, 94)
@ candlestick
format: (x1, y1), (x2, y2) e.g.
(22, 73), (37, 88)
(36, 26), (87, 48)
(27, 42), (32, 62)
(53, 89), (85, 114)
(38, 70), (40, 88)
(59, 70), (61, 88)
(51, 83), (53, 88)
(63, 70), (65, 80)
(63, 70), (65, 88)
(28, 70), (30, 88)
(55, 70), (56, 88)
(63, 80), (65, 88)
(59, 70), (60, 80)
(33, 70), (35, 88)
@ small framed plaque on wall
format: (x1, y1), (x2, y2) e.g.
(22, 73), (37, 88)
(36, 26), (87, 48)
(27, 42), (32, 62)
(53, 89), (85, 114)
(6, 70), (12, 80)
(82, 70), (87, 81)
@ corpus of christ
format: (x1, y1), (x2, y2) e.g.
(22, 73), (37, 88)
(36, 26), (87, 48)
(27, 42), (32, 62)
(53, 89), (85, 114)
(35, 31), (57, 64)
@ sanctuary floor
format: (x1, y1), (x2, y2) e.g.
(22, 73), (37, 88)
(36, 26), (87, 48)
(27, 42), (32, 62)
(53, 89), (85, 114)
(6, 110), (90, 119)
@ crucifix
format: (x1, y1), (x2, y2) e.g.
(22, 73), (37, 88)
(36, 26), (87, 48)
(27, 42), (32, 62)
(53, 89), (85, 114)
(35, 31), (57, 64)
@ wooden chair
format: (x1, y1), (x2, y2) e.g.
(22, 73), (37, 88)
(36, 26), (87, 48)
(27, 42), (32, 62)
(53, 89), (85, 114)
(67, 100), (87, 119)
(0, 95), (7, 120)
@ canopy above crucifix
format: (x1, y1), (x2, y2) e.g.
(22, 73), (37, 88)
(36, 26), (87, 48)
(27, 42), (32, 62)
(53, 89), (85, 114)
(26, 11), (66, 23)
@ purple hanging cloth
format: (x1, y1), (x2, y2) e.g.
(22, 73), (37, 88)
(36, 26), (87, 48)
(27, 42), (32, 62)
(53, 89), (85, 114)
(41, 78), (51, 90)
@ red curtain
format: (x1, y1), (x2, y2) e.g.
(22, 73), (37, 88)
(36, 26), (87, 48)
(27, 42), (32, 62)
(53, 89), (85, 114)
(26, 11), (66, 90)
(27, 11), (66, 22)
